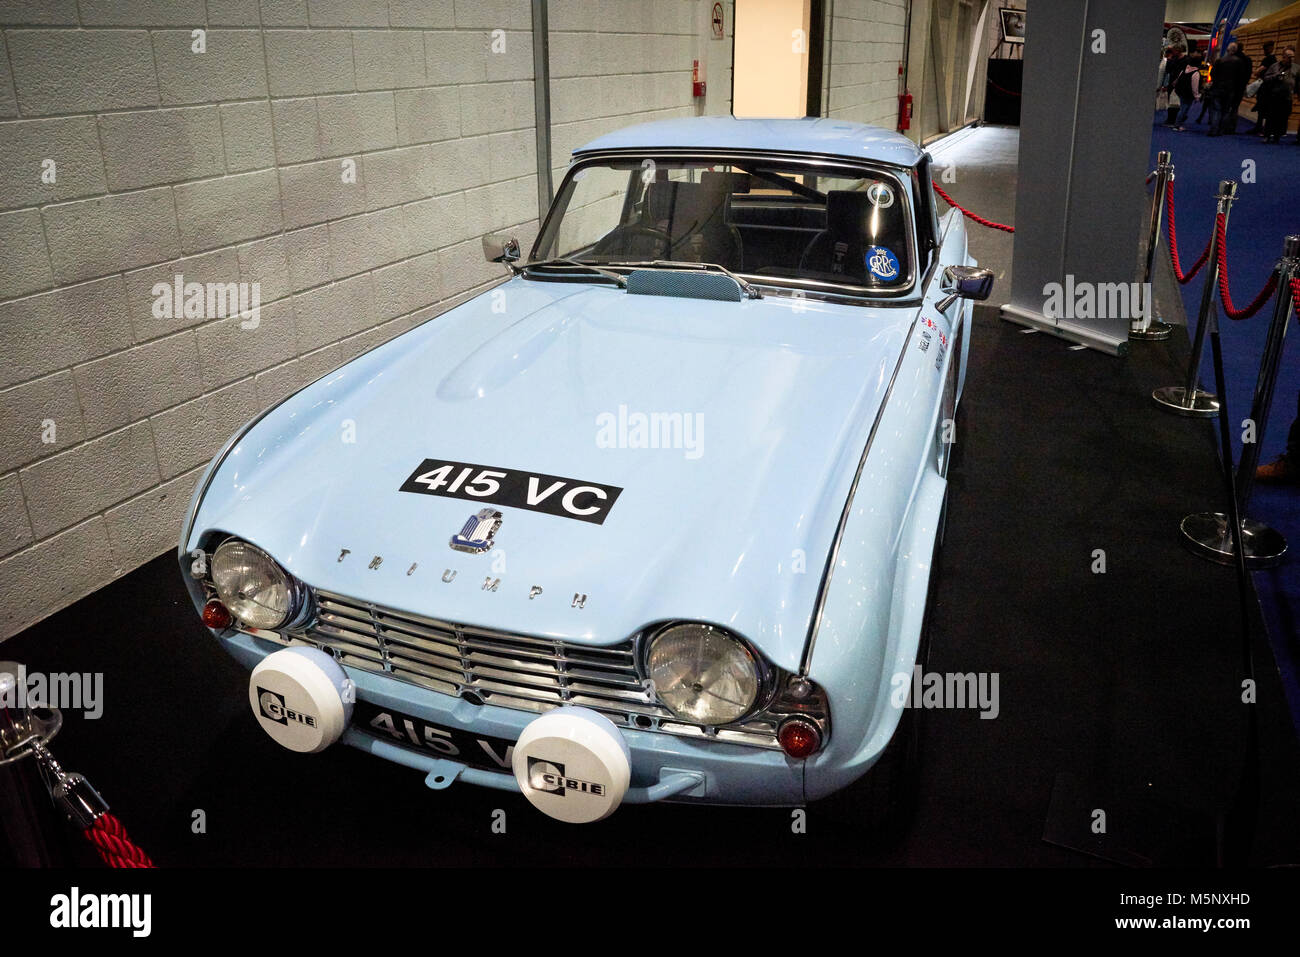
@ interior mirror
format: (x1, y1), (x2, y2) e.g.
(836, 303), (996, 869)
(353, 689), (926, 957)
(483, 234), (521, 264)
(941, 264), (995, 302)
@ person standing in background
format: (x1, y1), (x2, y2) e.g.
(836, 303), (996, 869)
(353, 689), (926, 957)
(1219, 41), (1250, 134)
(1196, 55), (1215, 124)
(1258, 47), (1298, 143)
(1159, 46), (1183, 124)
(1260, 39), (1277, 73)
(1242, 42), (1274, 134)
(1173, 52), (1204, 131)
(1204, 56), (1231, 136)
(1247, 41), (1276, 135)
(1161, 45), (1182, 90)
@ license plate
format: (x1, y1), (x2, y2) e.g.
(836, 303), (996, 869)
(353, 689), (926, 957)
(352, 700), (517, 773)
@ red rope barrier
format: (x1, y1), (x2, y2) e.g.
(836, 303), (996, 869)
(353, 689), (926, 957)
(84, 813), (155, 868)
(1291, 276), (1300, 320)
(932, 183), (1015, 233)
(986, 78), (1021, 97)
(1165, 181), (1213, 284)
(1214, 213), (1278, 320)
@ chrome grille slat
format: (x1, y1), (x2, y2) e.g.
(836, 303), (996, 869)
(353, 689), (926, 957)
(300, 588), (781, 750)
(461, 653), (643, 689)
(382, 641), (461, 668)
(397, 672), (460, 695)
(310, 634), (385, 665)
(387, 627), (634, 670)
(317, 603), (373, 624)
(384, 658), (465, 687)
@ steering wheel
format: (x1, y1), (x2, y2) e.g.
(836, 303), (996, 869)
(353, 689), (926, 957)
(591, 223), (671, 260)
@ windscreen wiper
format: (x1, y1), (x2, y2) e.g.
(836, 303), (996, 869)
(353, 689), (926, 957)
(524, 258), (627, 287)
(632, 260), (763, 299)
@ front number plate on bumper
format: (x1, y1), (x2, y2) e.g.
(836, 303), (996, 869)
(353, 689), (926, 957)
(352, 700), (517, 772)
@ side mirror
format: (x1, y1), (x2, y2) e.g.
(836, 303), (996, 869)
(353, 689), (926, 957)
(941, 264), (995, 302)
(482, 233), (521, 265)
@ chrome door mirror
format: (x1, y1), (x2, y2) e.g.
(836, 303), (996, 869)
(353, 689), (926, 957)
(941, 264), (995, 301)
(937, 264), (995, 311)
(482, 233), (521, 264)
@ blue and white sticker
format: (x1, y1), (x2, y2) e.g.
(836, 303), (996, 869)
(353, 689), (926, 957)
(866, 245), (900, 281)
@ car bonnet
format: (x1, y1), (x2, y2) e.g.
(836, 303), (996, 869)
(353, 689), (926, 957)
(189, 278), (914, 673)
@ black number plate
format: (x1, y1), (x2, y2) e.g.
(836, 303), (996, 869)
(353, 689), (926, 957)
(353, 699), (517, 773)
(399, 458), (623, 525)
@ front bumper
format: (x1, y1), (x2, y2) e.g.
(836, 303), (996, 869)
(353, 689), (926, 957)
(223, 631), (809, 807)
(343, 730), (706, 804)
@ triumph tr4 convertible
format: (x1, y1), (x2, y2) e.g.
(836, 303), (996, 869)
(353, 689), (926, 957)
(180, 117), (992, 825)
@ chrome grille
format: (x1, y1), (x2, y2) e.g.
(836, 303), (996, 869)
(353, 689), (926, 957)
(283, 589), (781, 749)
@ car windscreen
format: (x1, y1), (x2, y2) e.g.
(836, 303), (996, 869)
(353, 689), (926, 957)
(532, 158), (915, 293)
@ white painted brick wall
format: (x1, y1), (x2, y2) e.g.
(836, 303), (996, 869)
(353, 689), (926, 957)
(0, 2), (538, 638)
(546, 0), (731, 182)
(824, 0), (907, 128)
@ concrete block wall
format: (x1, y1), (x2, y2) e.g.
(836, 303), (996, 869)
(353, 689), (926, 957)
(0, 0), (540, 638)
(825, 0), (907, 127)
(546, 0), (732, 184)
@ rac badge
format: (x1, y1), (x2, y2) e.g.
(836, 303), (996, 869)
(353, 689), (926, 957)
(450, 508), (502, 554)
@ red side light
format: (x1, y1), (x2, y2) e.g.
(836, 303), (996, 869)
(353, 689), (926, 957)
(778, 718), (821, 758)
(202, 598), (232, 630)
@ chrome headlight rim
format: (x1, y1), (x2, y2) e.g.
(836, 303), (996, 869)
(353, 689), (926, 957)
(209, 537), (307, 632)
(640, 621), (773, 727)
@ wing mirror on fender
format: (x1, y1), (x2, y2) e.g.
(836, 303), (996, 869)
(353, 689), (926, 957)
(482, 233), (521, 266)
(938, 264), (995, 311)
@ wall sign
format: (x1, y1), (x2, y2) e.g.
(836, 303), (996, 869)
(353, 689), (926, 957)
(711, 2), (724, 40)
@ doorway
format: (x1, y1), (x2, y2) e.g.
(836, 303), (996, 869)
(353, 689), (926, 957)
(733, 0), (825, 117)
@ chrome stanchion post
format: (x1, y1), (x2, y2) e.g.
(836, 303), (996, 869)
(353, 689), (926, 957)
(1181, 235), (1297, 568)
(0, 661), (68, 866)
(1131, 150), (1174, 341)
(1152, 179), (1237, 417)
(1235, 235), (1300, 510)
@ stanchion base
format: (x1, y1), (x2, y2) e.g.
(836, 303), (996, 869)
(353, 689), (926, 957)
(1129, 320), (1174, 341)
(1152, 385), (1219, 417)
(1180, 511), (1288, 569)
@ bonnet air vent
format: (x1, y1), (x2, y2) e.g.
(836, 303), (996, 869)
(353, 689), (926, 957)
(625, 269), (744, 302)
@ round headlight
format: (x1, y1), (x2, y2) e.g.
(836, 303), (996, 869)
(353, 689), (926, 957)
(646, 623), (762, 726)
(210, 540), (297, 630)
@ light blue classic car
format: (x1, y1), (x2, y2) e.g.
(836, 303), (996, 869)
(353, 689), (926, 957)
(179, 117), (992, 825)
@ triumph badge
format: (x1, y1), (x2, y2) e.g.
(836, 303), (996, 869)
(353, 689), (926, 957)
(450, 508), (502, 554)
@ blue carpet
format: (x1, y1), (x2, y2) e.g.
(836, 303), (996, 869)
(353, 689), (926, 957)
(1149, 114), (1300, 734)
